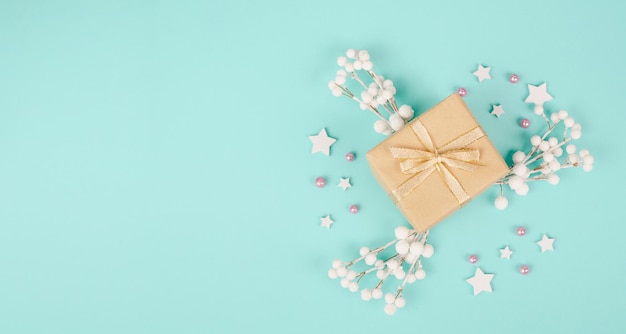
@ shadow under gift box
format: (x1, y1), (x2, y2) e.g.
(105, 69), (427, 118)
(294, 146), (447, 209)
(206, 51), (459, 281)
(366, 93), (509, 232)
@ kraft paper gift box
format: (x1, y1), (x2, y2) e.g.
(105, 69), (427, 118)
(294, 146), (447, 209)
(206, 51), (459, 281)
(366, 93), (509, 232)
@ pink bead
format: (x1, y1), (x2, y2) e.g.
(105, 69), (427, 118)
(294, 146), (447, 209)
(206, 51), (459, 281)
(345, 152), (355, 162)
(509, 74), (519, 84)
(315, 177), (326, 188)
(349, 205), (359, 214)
(468, 255), (478, 264)
(457, 87), (467, 97)
(517, 226), (526, 236)
(519, 265), (529, 275)
(520, 118), (530, 128)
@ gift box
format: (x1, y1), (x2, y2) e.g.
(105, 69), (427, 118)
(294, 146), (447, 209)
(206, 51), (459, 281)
(366, 93), (509, 232)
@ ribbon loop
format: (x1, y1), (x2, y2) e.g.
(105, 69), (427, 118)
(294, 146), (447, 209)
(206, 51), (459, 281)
(389, 120), (485, 205)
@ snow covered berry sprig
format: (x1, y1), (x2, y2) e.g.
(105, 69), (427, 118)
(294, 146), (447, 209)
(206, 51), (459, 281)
(494, 101), (594, 210)
(328, 226), (433, 315)
(328, 49), (415, 135)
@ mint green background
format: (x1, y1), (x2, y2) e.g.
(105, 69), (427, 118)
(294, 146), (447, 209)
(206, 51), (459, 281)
(0, 1), (624, 333)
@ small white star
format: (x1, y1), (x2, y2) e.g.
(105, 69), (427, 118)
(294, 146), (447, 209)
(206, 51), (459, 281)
(473, 64), (491, 83)
(320, 215), (334, 229)
(466, 267), (494, 296)
(537, 234), (555, 253)
(309, 128), (336, 156)
(500, 246), (513, 260)
(525, 83), (553, 105)
(491, 104), (505, 118)
(338, 177), (351, 191)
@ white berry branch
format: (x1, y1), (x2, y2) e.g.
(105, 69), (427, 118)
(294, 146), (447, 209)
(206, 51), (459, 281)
(494, 104), (594, 209)
(328, 226), (433, 315)
(328, 49), (415, 135)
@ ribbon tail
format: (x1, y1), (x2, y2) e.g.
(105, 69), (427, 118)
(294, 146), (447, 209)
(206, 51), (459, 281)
(441, 157), (480, 172)
(390, 167), (436, 203)
(438, 164), (471, 205)
(400, 159), (437, 175)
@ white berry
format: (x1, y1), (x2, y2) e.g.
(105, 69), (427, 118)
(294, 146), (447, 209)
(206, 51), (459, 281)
(512, 164), (528, 176)
(362, 60), (373, 70)
(374, 119), (390, 134)
(376, 269), (386, 279)
(415, 269), (426, 280)
(421, 244), (434, 258)
(389, 113), (405, 131)
(550, 112), (560, 123)
(398, 104), (415, 120)
(394, 226), (410, 239)
(346, 270), (357, 280)
(358, 50), (370, 60)
(512, 151), (526, 163)
(359, 247), (370, 256)
(515, 183), (529, 196)
(394, 268), (406, 280)
(508, 175), (524, 190)
(494, 195), (508, 210)
(547, 173), (560, 185)
(530, 135), (541, 146)
(361, 289), (372, 301)
(384, 303), (397, 315)
(409, 242), (423, 256)
(386, 259), (399, 270)
(566, 144), (577, 154)
(395, 240), (409, 255)
(328, 268), (338, 279)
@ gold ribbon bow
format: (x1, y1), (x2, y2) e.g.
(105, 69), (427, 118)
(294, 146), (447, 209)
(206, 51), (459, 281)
(389, 120), (485, 205)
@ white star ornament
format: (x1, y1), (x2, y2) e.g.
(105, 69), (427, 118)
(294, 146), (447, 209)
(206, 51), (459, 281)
(309, 128), (336, 156)
(491, 104), (505, 118)
(466, 267), (494, 296)
(525, 83), (553, 105)
(338, 178), (351, 191)
(500, 246), (513, 260)
(537, 234), (555, 253)
(320, 215), (334, 229)
(473, 64), (491, 83)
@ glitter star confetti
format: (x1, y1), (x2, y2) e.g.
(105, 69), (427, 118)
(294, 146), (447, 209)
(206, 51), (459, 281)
(473, 64), (491, 83)
(309, 128), (336, 156)
(525, 83), (553, 105)
(466, 267), (494, 296)
(338, 177), (352, 191)
(491, 104), (505, 118)
(499, 246), (513, 260)
(320, 215), (334, 229)
(537, 234), (555, 253)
